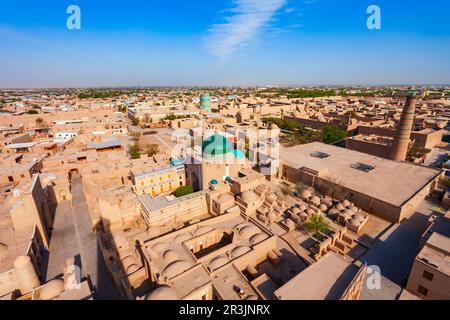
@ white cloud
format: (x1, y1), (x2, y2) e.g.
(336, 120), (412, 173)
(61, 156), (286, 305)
(205, 0), (287, 58)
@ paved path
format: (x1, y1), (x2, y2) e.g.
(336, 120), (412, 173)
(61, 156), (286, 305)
(45, 200), (80, 281)
(71, 174), (100, 288)
(45, 174), (122, 299)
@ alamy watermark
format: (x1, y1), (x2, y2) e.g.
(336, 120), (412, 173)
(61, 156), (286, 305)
(367, 5), (381, 30)
(67, 5), (81, 30)
(365, 265), (382, 290)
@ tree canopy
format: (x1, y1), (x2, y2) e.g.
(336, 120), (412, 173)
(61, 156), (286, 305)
(174, 185), (194, 198)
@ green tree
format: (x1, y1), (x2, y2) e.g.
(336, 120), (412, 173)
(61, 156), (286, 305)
(145, 144), (159, 157)
(407, 141), (431, 159)
(164, 113), (177, 121)
(129, 144), (141, 159)
(174, 185), (194, 197)
(27, 109), (39, 114)
(321, 125), (347, 144)
(35, 117), (47, 128)
(305, 213), (329, 236)
(440, 177), (450, 189)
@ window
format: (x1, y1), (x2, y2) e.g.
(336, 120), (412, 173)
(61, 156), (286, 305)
(310, 151), (330, 159)
(422, 270), (434, 281)
(417, 285), (428, 296)
(8, 176), (14, 182)
(350, 162), (375, 173)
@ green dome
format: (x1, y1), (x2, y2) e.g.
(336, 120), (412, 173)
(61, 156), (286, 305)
(202, 134), (233, 156)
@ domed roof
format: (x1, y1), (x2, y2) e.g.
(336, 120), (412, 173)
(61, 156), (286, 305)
(335, 203), (345, 211)
(163, 250), (178, 263)
(349, 219), (360, 226)
(354, 213), (365, 222)
(291, 207), (301, 214)
(40, 279), (64, 300)
(310, 196), (321, 205)
(162, 260), (191, 278)
(301, 189), (312, 199)
(126, 264), (140, 274)
(194, 226), (214, 236)
(298, 204), (307, 211)
(342, 199), (351, 207)
(209, 256), (229, 271)
(328, 208), (340, 216)
(267, 212), (277, 221)
(152, 242), (168, 252)
(250, 233), (268, 245)
(306, 209), (316, 215)
(121, 255), (138, 269)
(240, 225), (260, 238)
(319, 204), (328, 211)
(270, 123), (279, 130)
(240, 190), (259, 203)
(344, 209), (355, 217)
(202, 134), (233, 156)
(174, 233), (191, 243)
(348, 205), (358, 213)
(218, 193), (234, 202)
(0, 243), (8, 259)
(246, 295), (258, 300)
(231, 246), (251, 258)
(145, 286), (178, 300)
(285, 219), (295, 228)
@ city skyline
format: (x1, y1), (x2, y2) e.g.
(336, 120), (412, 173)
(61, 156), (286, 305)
(0, 0), (449, 88)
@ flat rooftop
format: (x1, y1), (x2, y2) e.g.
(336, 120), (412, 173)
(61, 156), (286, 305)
(274, 252), (359, 300)
(418, 232), (450, 275)
(138, 190), (208, 212)
(280, 142), (441, 207)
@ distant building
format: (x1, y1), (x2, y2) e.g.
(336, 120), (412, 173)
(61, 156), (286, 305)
(200, 93), (211, 112)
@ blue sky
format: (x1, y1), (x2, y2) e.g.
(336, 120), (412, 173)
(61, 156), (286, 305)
(0, 0), (449, 87)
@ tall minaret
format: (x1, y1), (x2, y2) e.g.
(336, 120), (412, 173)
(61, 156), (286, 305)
(389, 92), (418, 161)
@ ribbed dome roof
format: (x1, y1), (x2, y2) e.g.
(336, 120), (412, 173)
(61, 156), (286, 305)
(162, 260), (191, 278)
(163, 250), (178, 263)
(145, 286), (178, 300)
(209, 255), (229, 271)
(240, 190), (259, 203)
(202, 134), (233, 156)
(239, 225), (260, 238)
(218, 193), (234, 202)
(250, 233), (268, 245)
(231, 246), (251, 258)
